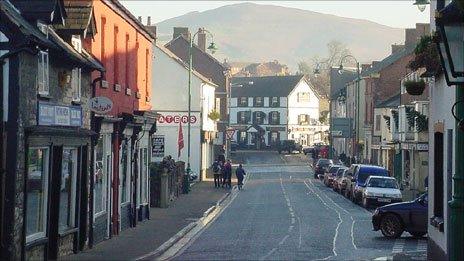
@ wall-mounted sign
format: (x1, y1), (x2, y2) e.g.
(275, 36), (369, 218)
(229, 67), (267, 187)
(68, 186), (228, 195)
(416, 143), (429, 151)
(152, 135), (165, 158)
(331, 118), (353, 138)
(38, 101), (82, 127)
(89, 96), (113, 114)
(157, 113), (198, 126)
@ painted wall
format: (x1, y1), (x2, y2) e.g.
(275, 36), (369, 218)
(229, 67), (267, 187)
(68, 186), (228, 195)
(287, 80), (320, 125)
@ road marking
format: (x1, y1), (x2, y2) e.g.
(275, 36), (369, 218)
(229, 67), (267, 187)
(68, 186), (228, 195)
(350, 218), (358, 250)
(288, 225), (294, 232)
(291, 217), (296, 224)
(297, 216), (303, 249)
(416, 240), (427, 251)
(392, 239), (405, 253)
(279, 235), (290, 245)
(260, 248), (277, 261)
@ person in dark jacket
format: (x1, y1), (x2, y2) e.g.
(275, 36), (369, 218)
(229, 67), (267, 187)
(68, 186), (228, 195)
(235, 164), (246, 190)
(212, 160), (221, 188)
(223, 160), (232, 189)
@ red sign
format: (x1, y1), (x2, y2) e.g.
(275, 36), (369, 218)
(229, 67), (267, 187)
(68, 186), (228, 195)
(226, 128), (236, 140)
(157, 115), (197, 124)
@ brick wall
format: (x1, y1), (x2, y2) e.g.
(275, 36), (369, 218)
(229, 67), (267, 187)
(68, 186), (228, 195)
(93, 214), (109, 244)
(120, 204), (131, 231)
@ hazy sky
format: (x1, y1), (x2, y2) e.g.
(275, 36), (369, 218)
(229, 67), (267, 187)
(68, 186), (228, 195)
(121, 1), (430, 28)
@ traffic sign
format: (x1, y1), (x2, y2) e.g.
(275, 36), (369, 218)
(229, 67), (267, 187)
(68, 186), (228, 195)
(226, 128), (236, 140)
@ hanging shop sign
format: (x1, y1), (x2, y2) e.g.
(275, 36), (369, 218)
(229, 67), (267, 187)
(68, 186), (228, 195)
(89, 96), (113, 114)
(38, 101), (82, 127)
(152, 135), (165, 158)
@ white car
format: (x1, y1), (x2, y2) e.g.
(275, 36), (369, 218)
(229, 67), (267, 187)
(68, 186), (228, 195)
(362, 176), (402, 208)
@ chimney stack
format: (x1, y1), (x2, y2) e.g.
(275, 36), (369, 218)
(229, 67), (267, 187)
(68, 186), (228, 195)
(197, 28), (206, 52)
(391, 44), (404, 54)
(173, 27), (190, 40)
(147, 16), (151, 26)
(405, 28), (417, 48)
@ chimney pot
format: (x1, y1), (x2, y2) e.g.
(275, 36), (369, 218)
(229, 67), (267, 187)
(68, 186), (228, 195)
(197, 28), (207, 52)
(147, 16), (151, 26)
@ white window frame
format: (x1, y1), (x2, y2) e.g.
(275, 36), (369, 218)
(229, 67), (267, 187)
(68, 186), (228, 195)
(26, 147), (49, 243)
(120, 139), (131, 204)
(59, 148), (78, 232)
(71, 68), (82, 102)
(37, 51), (49, 95)
(297, 92), (310, 103)
(94, 135), (111, 218)
(71, 35), (82, 53)
(271, 97), (279, 107)
(37, 21), (48, 37)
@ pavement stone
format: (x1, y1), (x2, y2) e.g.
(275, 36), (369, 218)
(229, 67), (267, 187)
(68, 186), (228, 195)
(60, 181), (228, 261)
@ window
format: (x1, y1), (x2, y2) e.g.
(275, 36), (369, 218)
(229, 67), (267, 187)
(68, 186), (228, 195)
(101, 17), (106, 65)
(37, 51), (49, 95)
(71, 35), (82, 53)
(270, 97), (280, 107)
(139, 148), (148, 204)
(114, 26), (119, 83)
(238, 111), (249, 124)
(297, 92), (310, 102)
(271, 132), (279, 143)
(125, 34), (129, 88)
(239, 131), (247, 143)
(254, 112), (264, 124)
(254, 97), (263, 107)
(120, 140), (129, 204)
(26, 148), (49, 242)
(270, 111), (280, 125)
(298, 114), (309, 125)
(71, 68), (82, 101)
(433, 132), (444, 218)
(239, 97), (248, 107)
(59, 148), (78, 232)
(94, 137), (108, 216)
(145, 49), (149, 98)
(375, 115), (381, 131)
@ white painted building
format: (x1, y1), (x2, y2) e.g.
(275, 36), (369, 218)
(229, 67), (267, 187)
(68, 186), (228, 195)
(152, 44), (217, 179)
(230, 75), (323, 149)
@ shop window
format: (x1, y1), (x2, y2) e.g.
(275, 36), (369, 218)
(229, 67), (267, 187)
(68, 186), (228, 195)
(239, 131), (247, 144)
(59, 148), (78, 232)
(254, 97), (263, 107)
(297, 92), (310, 102)
(270, 97), (280, 107)
(433, 132), (444, 218)
(121, 140), (129, 204)
(298, 114), (309, 125)
(239, 97), (248, 107)
(37, 51), (49, 95)
(254, 112), (264, 124)
(271, 132), (279, 144)
(269, 111), (280, 125)
(26, 148), (49, 242)
(71, 68), (82, 102)
(94, 137), (108, 215)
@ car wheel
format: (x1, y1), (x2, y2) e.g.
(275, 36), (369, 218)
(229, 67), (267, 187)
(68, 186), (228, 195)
(380, 214), (404, 239)
(362, 196), (370, 208)
(410, 232), (426, 238)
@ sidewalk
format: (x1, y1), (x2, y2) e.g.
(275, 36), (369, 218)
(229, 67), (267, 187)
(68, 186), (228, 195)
(61, 181), (228, 261)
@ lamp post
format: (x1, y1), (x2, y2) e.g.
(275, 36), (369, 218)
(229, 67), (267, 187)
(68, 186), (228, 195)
(434, 1), (464, 260)
(185, 29), (217, 193)
(338, 55), (361, 162)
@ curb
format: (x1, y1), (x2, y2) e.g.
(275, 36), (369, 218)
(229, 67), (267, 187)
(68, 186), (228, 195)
(136, 190), (233, 260)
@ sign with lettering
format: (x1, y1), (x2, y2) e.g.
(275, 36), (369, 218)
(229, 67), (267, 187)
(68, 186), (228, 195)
(416, 143), (429, 151)
(156, 113), (199, 127)
(152, 135), (165, 158)
(38, 102), (82, 127)
(89, 96), (113, 114)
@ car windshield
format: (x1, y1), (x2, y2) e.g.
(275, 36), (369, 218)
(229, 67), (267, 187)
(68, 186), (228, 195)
(317, 159), (333, 166)
(357, 169), (388, 183)
(329, 166), (340, 174)
(367, 178), (398, 189)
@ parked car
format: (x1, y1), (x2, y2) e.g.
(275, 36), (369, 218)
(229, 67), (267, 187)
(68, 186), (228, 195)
(333, 167), (349, 192)
(314, 158), (333, 179)
(323, 165), (342, 187)
(277, 140), (302, 154)
(361, 176), (402, 208)
(343, 164), (360, 198)
(302, 146), (314, 155)
(231, 141), (239, 151)
(346, 165), (389, 204)
(372, 193), (428, 238)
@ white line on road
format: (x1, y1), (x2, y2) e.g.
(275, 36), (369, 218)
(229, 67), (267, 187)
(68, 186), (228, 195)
(297, 216), (302, 249)
(288, 225), (294, 232)
(291, 217), (296, 224)
(279, 235), (290, 245)
(260, 248), (277, 261)
(416, 240), (427, 251)
(392, 239), (405, 253)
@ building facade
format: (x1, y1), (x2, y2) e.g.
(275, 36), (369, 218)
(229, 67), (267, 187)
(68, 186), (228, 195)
(230, 75), (322, 149)
(0, 0), (104, 258)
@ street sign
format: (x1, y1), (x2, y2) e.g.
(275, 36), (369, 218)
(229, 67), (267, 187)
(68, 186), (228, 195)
(152, 135), (165, 158)
(226, 128), (236, 140)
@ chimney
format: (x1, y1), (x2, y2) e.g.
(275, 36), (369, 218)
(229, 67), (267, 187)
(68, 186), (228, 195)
(391, 44), (404, 54)
(197, 28), (206, 52)
(138, 16), (142, 23)
(405, 28), (417, 48)
(147, 16), (151, 26)
(173, 27), (190, 40)
(415, 23), (430, 38)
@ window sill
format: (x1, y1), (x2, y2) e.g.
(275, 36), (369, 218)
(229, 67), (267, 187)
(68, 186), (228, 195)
(430, 216), (444, 232)
(37, 93), (52, 100)
(59, 227), (79, 237)
(25, 236), (48, 249)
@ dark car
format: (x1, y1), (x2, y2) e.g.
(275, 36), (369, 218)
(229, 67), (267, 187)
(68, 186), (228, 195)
(323, 165), (342, 187)
(346, 165), (389, 204)
(230, 141), (239, 152)
(302, 146), (314, 155)
(372, 193), (428, 238)
(277, 140), (302, 154)
(314, 158), (333, 179)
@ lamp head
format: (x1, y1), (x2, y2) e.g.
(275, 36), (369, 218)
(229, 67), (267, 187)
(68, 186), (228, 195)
(413, 0), (429, 12)
(338, 64), (344, 75)
(313, 68), (320, 77)
(207, 42), (218, 54)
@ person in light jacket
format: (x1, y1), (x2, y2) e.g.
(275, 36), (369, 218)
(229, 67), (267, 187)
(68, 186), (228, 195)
(235, 164), (246, 190)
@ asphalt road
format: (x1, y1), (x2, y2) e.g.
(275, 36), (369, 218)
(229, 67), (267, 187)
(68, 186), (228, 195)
(174, 151), (427, 260)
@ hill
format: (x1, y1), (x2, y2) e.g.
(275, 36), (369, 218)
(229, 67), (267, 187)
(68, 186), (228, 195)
(155, 2), (404, 70)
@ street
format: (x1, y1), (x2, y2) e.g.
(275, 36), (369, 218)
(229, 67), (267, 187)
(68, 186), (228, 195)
(173, 151), (427, 260)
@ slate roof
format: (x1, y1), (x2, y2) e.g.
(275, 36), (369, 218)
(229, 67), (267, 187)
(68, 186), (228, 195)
(231, 75), (304, 98)
(375, 93), (400, 108)
(330, 67), (357, 100)
(361, 45), (415, 77)
(54, 0), (96, 37)
(10, 0), (66, 24)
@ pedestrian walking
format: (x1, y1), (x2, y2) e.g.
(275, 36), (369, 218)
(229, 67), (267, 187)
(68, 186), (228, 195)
(223, 160), (232, 189)
(212, 160), (221, 188)
(235, 164), (246, 190)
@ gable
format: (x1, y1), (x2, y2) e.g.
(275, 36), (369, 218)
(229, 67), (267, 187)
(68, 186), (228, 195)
(231, 75), (304, 98)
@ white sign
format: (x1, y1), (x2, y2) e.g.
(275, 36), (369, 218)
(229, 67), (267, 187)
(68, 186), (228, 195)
(226, 129), (236, 139)
(156, 112), (200, 127)
(89, 97), (113, 114)
(331, 131), (343, 137)
(152, 135), (165, 158)
(416, 143), (429, 151)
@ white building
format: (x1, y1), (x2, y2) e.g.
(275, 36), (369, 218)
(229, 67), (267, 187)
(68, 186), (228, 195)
(230, 75), (323, 149)
(152, 44), (217, 179)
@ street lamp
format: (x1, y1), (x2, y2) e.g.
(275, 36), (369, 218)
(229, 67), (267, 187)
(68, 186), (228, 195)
(434, 1), (464, 260)
(413, 0), (430, 12)
(338, 55), (360, 161)
(186, 29), (217, 192)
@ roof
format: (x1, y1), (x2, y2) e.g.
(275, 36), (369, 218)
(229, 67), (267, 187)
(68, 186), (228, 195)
(10, 0), (66, 24)
(54, 0), (96, 37)
(231, 75), (305, 98)
(375, 93), (400, 108)
(0, 0), (104, 71)
(361, 45), (415, 77)
(155, 43), (217, 87)
(330, 67), (357, 99)
(165, 35), (227, 71)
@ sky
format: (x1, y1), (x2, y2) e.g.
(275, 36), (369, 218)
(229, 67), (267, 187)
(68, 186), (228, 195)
(121, 1), (430, 29)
